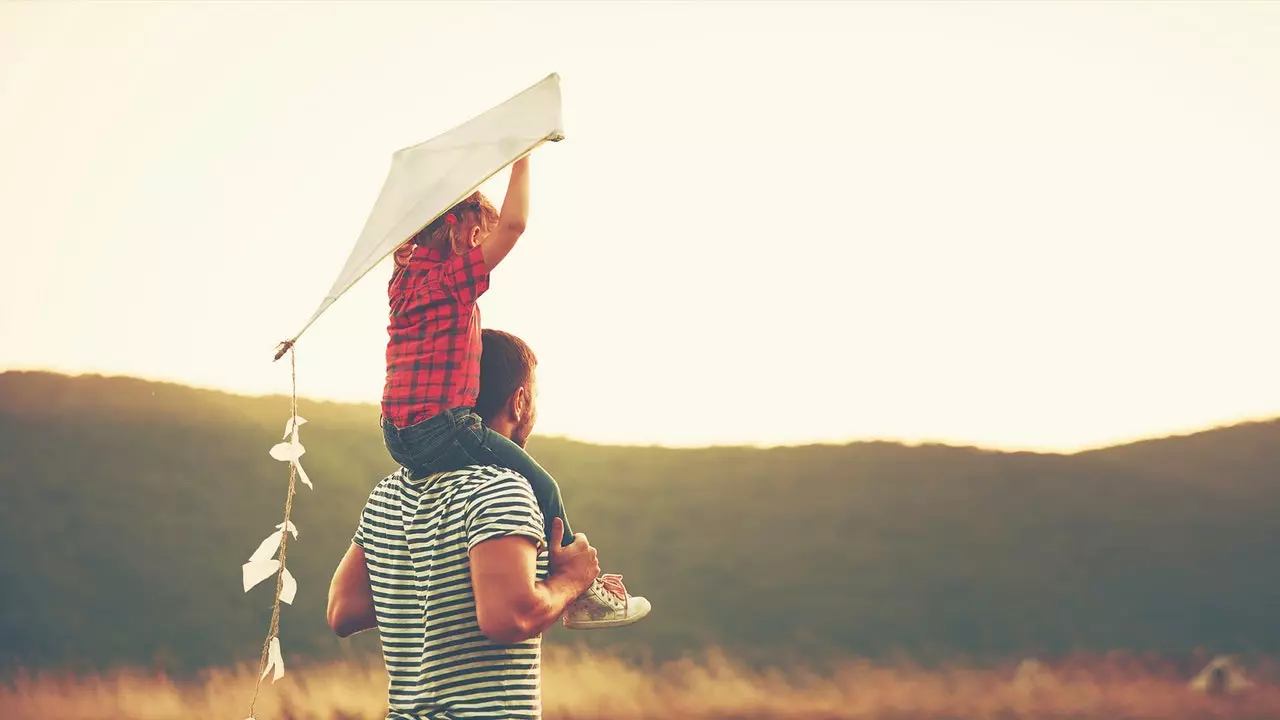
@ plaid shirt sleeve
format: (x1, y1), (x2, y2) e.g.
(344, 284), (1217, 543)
(445, 245), (491, 306)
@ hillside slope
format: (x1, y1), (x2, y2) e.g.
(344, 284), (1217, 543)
(1, 371), (1277, 674)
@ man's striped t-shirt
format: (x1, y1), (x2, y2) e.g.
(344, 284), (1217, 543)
(353, 464), (549, 720)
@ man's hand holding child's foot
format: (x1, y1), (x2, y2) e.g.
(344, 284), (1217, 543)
(547, 517), (651, 630)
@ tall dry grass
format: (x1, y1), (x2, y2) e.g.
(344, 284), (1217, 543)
(3, 646), (1279, 720)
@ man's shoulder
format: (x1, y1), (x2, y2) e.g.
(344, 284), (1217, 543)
(434, 464), (536, 501)
(366, 465), (539, 528)
(441, 465), (544, 549)
(369, 465), (530, 492)
(362, 467), (404, 502)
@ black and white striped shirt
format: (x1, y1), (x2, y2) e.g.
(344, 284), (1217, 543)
(354, 465), (549, 719)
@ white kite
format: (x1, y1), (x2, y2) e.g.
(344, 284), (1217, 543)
(274, 72), (566, 359)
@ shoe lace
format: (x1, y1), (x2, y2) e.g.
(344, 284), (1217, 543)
(599, 573), (628, 604)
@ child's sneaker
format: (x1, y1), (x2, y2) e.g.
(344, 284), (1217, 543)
(563, 573), (651, 629)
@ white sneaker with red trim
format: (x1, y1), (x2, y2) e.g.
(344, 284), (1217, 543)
(562, 574), (651, 630)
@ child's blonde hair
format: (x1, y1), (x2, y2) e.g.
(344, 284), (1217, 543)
(394, 191), (501, 268)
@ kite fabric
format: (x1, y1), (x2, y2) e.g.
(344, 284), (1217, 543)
(276, 73), (565, 357)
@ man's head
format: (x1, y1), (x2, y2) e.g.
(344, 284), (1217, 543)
(475, 329), (539, 448)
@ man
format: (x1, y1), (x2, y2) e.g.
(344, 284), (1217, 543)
(327, 329), (617, 719)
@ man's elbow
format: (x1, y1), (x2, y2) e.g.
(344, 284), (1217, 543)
(330, 619), (354, 639)
(477, 605), (542, 644)
(326, 598), (360, 638)
(326, 601), (347, 637)
(481, 609), (535, 638)
(333, 624), (361, 639)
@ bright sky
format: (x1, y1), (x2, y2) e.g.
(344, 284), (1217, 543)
(2, 1), (1278, 452)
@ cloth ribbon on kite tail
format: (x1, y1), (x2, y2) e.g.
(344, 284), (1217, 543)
(242, 359), (310, 719)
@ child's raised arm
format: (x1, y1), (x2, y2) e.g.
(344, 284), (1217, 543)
(480, 156), (530, 271)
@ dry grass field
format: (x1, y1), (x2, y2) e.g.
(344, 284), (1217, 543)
(4, 646), (1279, 720)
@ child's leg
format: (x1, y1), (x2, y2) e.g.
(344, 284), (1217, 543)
(455, 420), (575, 548)
(381, 408), (481, 481)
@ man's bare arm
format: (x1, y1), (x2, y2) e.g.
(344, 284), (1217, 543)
(326, 543), (378, 638)
(470, 518), (598, 644)
(470, 536), (582, 643)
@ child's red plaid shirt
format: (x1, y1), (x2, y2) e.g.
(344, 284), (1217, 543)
(382, 243), (490, 428)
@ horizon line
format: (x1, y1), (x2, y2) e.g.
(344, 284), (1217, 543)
(3, 366), (1277, 457)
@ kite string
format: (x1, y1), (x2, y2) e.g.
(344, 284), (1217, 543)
(247, 346), (300, 719)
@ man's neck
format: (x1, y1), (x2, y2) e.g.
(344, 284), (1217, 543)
(486, 417), (517, 443)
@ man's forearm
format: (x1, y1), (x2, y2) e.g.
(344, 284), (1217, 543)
(508, 573), (582, 642)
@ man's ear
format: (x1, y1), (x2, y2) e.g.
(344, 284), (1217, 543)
(511, 387), (529, 423)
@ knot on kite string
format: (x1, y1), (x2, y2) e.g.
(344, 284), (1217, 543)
(273, 340), (295, 362)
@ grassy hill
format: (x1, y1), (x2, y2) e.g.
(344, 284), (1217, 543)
(1, 370), (1278, 676)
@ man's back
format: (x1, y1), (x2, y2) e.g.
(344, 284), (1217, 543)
(354, 465), (548, 720)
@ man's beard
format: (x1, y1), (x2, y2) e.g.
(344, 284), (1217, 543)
(511, 419), (533, 449)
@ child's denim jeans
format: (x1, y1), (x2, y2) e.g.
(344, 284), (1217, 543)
(381, 407), (574, 548)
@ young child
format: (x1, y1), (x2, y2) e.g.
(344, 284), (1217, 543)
(380, 155), (650, 630)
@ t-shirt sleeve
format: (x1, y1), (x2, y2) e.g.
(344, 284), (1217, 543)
(352, 509), (367, 548)
(353, 471), (400, 548)
(445, 244), (491, 307)
(352, 495), (371, 548)
(464, 470), (546, 553)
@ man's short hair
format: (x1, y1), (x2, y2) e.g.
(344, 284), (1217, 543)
(475, 329), (538, 424)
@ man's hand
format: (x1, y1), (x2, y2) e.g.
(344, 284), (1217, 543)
(547, 517), (599, 596)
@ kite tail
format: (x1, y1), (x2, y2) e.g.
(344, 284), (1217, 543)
(247, 344), (303, 719)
